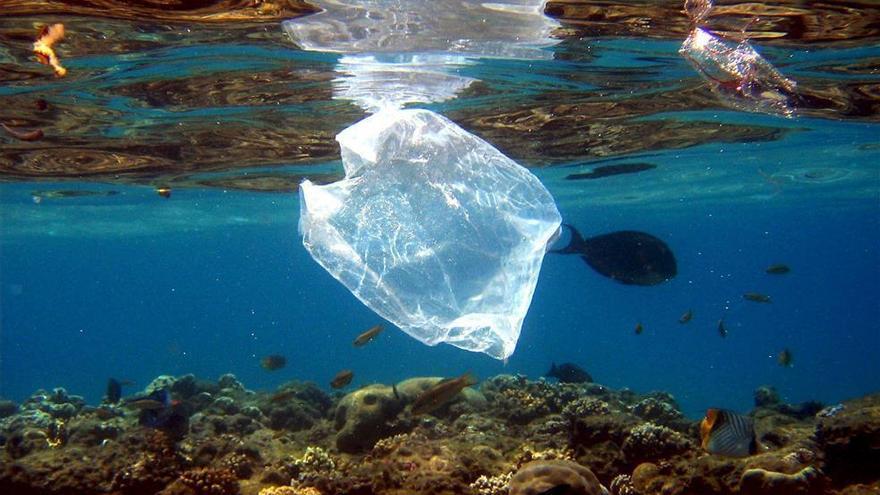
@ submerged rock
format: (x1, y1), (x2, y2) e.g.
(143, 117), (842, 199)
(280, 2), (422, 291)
(509, 459), (609, 495)
(334, 384), (405, 453)
(739, 467), (825, 495)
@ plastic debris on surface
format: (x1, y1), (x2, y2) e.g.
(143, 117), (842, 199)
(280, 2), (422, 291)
(679, 0), (798, 117)
(283, 0), (560, 112)
(298, 109), (562, 360)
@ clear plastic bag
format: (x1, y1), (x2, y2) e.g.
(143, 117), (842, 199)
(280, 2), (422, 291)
(299, 109), (561, 359)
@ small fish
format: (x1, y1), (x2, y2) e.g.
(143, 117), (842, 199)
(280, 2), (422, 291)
(270, 388), (296, 403)
(743, 292), (772, 303)
(155, 186), (172, 199)
(330, 370), (354, 389)
(546, 363), (592, 383)
(106, 378), (122, 404)
(33, 23), (67, 77)
(817, 404), (844, 418)
(635, 322), (644, 335)
(260, 354), (287, 371)
(93, 407), (117, 420)
(2, 123), (43, 141)
(766, 264), (790, 275)
(679, 309), (693, 324)
(35, 98), (49, 111)
(353, 324), (383, 347)
(717, 319), (728, 338)
(124, 389), (172, 410)
(777, 348), (793, 367)
(700, 408), (758, 457)
(411, 373), (477, 416)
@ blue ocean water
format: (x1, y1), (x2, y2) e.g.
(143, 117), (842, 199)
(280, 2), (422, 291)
(1, 30), (879, 419)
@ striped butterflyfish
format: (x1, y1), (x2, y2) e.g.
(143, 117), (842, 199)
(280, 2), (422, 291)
(700, 408), (758, 457)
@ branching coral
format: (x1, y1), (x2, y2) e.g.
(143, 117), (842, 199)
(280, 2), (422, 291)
(470, 472), (512, 495)
(178, 467), (239, 495)
(609, 474), (638, 495)
(622, 422), (692, 462)
(563, 398), (613, 419)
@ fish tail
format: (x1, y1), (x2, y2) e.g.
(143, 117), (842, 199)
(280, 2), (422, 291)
(549, 223), (586, 254)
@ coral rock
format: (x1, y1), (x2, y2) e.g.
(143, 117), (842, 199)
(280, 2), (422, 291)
(334, 384), (405, 453)
(739, 467), (824, 495)
(622, 422), (693, 463)
(815, 394), (880, 486)
(509, 459), (609, 495)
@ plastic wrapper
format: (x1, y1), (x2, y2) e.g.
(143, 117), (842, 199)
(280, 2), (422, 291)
(282, 0), (559, 58)
(298, 109), (561, 359)
(283, 0), (559, 112)
(679, 0), (798, 117)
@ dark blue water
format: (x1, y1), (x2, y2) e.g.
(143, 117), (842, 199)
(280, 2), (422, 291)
(2, 172), (877, 418)
(1, 30), (879, 418)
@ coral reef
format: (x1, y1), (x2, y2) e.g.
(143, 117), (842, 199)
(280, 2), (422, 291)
(0, 373), (878, 495)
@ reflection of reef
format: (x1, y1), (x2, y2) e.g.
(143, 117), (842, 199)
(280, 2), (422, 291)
(1, 373), (878, 495)
(0, 1), (316, 23)
(1, 6), (878, 191)
(185, 172), (343, 193)
(545, 0), (880, 45)
(453, 88), (790, 163)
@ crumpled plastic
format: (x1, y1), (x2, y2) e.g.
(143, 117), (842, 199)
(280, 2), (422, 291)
(679, 0), (798, 117)
(282, 0), (560, 112)
(298, 108), (561, 359)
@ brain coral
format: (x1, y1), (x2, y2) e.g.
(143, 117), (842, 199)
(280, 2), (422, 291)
(509, 459), (609, 495)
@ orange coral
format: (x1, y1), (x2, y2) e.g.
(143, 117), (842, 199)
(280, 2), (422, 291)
(33, 23), (67, 77)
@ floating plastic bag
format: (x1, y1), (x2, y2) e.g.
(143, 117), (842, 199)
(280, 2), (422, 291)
(299, 109), (561, 359)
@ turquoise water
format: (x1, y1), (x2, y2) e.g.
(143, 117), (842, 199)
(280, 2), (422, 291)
(1, 20), (878, 418)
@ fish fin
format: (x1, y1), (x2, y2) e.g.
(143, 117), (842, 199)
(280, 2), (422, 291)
(548, 223), (586, 254)
(392, 384), (400, 400)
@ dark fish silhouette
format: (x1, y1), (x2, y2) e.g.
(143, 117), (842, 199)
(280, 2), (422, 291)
(743, 292), (772, 303)
(635, 322), (644, 335)
(105, 378), (132, 404)
(766, 264), (791, 275)
(778, 348), (793, 367)
(679, 309), (693, 324)
(700, 408), (758, 457)
(260, 354), (287, 371)
(106, 379), (122, 404)
(546, 363), (592, 383)
(717, 319), (728, 338)
(551, 224), (676, 286)
(565, 162), (656, 180)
